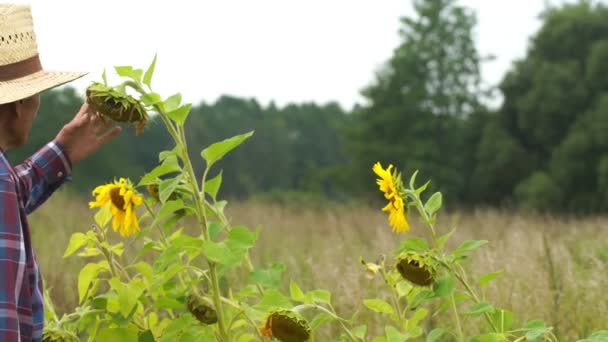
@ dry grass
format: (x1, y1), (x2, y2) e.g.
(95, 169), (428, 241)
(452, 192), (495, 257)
(29, 191), (608, 340)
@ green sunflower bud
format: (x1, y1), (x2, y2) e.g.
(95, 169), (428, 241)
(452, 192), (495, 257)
(186, 293), (218, 325)
(260, 309), (311, 342)
(86, 82), (148, 134)
(146, 184), (160, 201)
(395, 251), (438, 286)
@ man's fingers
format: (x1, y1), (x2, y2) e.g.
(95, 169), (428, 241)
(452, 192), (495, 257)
(76, 103), (91, 119)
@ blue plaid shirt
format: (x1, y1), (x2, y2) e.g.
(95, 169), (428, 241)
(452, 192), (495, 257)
(0, 141), (71, 341)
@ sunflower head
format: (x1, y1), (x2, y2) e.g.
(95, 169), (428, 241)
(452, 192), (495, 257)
(373, 162), (410, 233)
(86, 82), (148, 134)
(395, 251), (438, 286)
(89, 178), (143, 238)
(186, 293), (218, 325)
(260, 309), (311, 342)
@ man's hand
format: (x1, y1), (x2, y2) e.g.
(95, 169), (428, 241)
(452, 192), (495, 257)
(54, 103), (122, 165)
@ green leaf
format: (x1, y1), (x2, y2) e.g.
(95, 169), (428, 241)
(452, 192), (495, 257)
(452, 240), (488, 259)
(94, 202), (112, 228)
(290, 280), (306, 302)
(139, 330), (155, 342)
(427, 328), (445, 342)
(257, 289), (292, 310)
(115, 66), (143, 84)
(152, 199), (185, 226)
(433, 274), (455, 297)
(97, 327), (139, 342)
(397, 237), (429, 254)
(396, 280), (413, 298)
(491, 309), (514, 333)
(465, 302), (495, 316)
(167, 103), (192, 126)
(521, 320), (550, 341)
(437, 228), (455, 250)
(101, 69), (108, 85)
(409, 308), (427, 323)
(249, 263), (285, 289)
(309, 289), (331, 304)
(164, 93), (182, 112)
(363, 299), (394, 315)
(138, 156), (181, 186)
(409, 170), (419, 189)
(109, 278), (146, 318)
(353, 325), (367, 340)
(201, 240), (233, 264)
(201, 131), (254, 168)
(64, 232), (90, 257)
(141, 92), (163, 106)
(228, 226), (258, 250)
(209, 222), (224, 240)
(78, 261), (109, 303)
(578, 331), (608, 342)
(424, 192), (442, 215)
(385, 326), (407, 342)
(478, 271), (503, 287)
(143, 54), (157, 88)
(159, 175), (181, 203)
(205, 170), (223, 201)
(309, 312), (332, 331)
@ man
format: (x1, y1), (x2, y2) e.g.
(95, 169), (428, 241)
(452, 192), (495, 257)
(0, 4), (121, 341)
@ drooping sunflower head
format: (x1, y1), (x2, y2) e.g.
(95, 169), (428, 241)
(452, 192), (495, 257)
(260, 309), (311, 342)
(186, 293), (218, 325)
(395, 251), (438, 286)
(89, 178), (143, 238)
(373, 162), (409, 233)
(86, 82), (148, 134)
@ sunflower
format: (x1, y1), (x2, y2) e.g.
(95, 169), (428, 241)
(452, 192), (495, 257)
(89, 178), (143, 237)
(259, 310), (311, 342)
(373, 162), (410, 233)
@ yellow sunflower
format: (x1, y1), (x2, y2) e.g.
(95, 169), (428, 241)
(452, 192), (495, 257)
(373, 162), (410, 233)
(89, 178), (143, 237)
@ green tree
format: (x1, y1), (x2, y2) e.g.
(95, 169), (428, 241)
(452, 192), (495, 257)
(486, 1), (608, 212)
(348, 0), (485, 205)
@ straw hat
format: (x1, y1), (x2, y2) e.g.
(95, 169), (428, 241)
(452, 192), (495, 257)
(0, 4), (86, 105)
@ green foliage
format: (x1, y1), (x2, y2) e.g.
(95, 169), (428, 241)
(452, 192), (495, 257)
(347, 0), (485, 207)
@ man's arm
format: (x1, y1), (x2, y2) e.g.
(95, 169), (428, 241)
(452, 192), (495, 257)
(0, 177), (26, 340)
(13, 103), (121, 214)
(13, 141), (72, 214)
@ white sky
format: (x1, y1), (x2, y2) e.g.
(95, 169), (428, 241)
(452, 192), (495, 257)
(8, 1), (576, 109)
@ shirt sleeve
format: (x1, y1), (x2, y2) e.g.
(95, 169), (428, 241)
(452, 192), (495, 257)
(0, 177), (25, 340)
(12, 141), (72, 214)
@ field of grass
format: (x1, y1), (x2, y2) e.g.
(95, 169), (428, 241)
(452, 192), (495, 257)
(31, 190), (608, 340)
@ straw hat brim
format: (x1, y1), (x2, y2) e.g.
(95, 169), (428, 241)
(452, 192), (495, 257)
(0, 69), (87, 105)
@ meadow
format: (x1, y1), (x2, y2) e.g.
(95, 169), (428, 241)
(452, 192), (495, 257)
(32, 190), (608, 341)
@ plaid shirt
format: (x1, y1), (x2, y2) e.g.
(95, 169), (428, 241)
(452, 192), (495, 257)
(0, 141), (71, 342)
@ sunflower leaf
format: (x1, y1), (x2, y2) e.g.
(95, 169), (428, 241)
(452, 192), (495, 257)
(166, 103), (192, 126)
(424, 192), (442, 215)
(201, 131), (254, 168)
(143, 54), (157, 89)
(205, 170), (223, 201)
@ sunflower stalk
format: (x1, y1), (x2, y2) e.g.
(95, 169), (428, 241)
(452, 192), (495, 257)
(126, 81), (230, 341)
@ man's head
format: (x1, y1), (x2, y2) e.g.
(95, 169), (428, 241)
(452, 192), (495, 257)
(0, 4), (87, 150)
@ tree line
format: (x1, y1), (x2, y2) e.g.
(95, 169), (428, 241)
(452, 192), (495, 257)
(10, 0), (608, 213)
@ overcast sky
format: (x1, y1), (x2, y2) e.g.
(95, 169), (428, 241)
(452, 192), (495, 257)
(10, 1), (576, 109)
